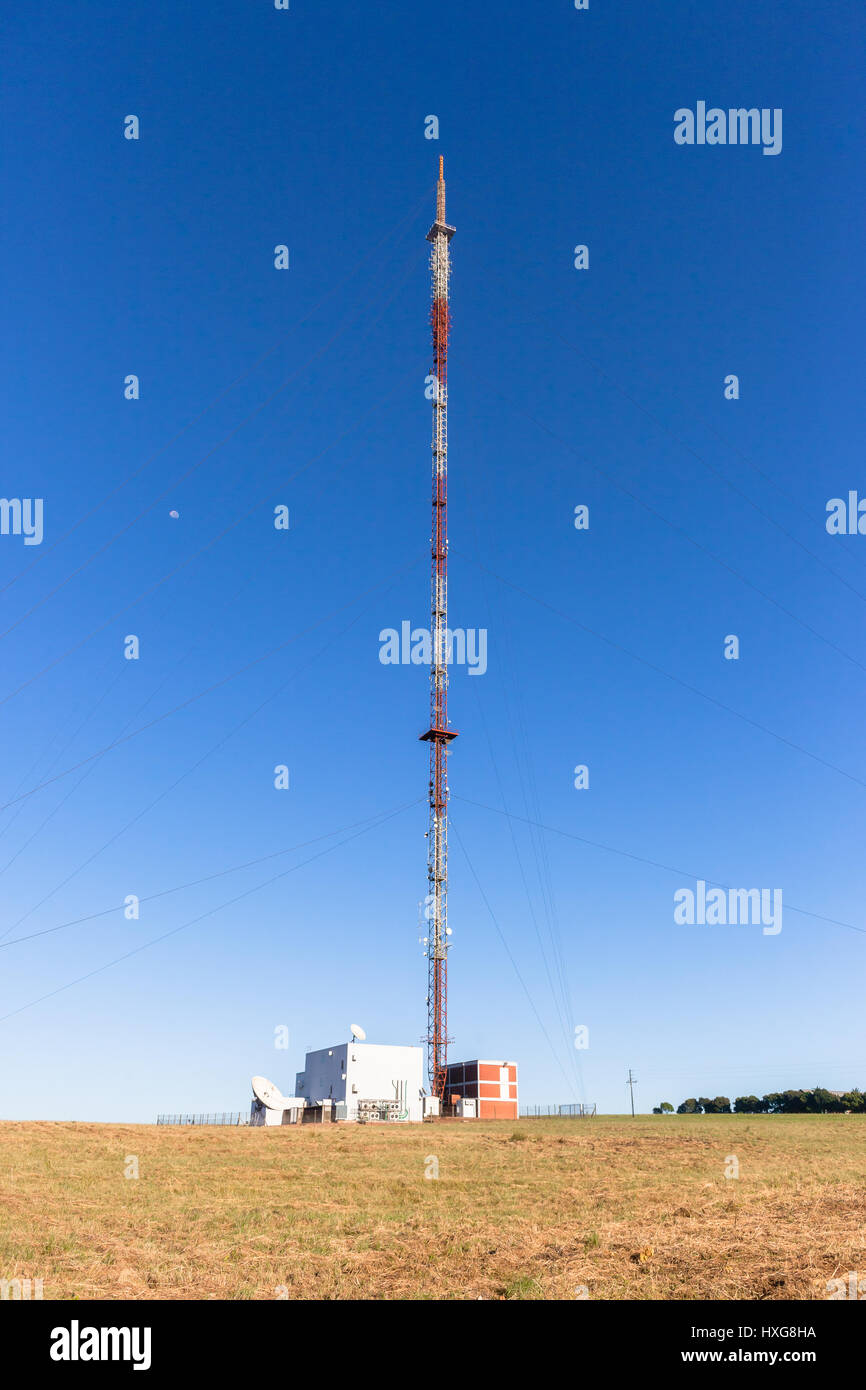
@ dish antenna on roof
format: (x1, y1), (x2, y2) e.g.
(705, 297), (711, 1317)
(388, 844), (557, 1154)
(251, 1075), (287, 1111)
(350, 1023), (366, 1041)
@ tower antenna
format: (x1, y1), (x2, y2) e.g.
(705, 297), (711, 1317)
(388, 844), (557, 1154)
(421, 157), (457, 1099)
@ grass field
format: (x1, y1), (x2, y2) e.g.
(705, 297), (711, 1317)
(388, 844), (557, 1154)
(1, 1114), (863, 1300)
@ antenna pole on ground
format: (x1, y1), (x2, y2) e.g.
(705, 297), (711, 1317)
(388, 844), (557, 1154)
(627, 1069), (638, 1117)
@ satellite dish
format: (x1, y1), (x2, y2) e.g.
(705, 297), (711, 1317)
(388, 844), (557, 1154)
(350, 1023), (366, 1041)
(251, 1075), (287, 1111)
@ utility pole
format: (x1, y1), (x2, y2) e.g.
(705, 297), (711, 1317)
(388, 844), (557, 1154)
(421, 157), (457, 1099)
(627, 1069), (637, 1116)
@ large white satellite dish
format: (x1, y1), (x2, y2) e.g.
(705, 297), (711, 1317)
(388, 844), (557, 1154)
(251, 1075), (287, 1111)
(350, 1023), (366, 1041)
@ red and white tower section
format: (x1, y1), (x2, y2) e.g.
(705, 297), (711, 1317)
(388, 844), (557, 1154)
(422, 157), (457, 1099)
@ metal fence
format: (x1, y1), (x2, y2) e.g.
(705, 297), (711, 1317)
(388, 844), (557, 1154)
(519, 1103), (597, 1117)
(156, 1113), (248, 1126)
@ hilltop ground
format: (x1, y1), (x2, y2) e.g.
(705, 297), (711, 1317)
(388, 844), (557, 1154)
(0, 1114), (862, 1300)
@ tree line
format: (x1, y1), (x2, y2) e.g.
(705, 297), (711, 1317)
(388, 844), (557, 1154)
(652, 1089), (864, 1115)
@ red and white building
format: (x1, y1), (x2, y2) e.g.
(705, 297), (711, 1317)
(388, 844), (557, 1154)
(444, 1059), (519, 1119)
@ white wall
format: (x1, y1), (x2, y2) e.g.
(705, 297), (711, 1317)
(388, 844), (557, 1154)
(295, 1044), (348, 1104)
(347, 1043), (424, 1122)
(297, 1042), (424, 1122)
(250, 1099), (284, 1127)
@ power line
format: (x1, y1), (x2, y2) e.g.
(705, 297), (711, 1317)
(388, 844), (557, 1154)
(469, 676), (582, 1098)
(465, 569), (585, 1099)
(455, 550), (866, 794)
(0, 800), (423, 952)
(538, 312), (866, 600)
(467, 369), (866, 679)
(0, 556), (419, 942)
(0, 187), (432, 603)
(452, 793), (866, 937)
(450, 815), (578, 1100)
(0, 549), (425, 815)
(0, 800), (420, 1026)
(0, 572), (253, 868)
(0, 264), (426, 697)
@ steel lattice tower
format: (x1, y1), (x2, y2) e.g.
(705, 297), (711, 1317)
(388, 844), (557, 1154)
(421, 157), (456, 1099)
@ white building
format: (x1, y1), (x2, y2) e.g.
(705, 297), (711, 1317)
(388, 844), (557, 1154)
(296, 1041), (425, 1123)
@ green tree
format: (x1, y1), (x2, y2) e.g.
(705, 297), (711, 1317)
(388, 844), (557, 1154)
(808, 1087), (836, 1113)
(660, 1102), (674, 1114)
(733, 1095), (762, 1114)
(677, 1098), (701, 1114)
(782, 1090), (808, 1114)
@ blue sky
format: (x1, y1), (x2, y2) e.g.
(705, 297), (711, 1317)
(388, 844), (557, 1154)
(1, 1), (864, 1119)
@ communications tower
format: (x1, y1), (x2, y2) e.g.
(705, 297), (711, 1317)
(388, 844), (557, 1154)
(421, 157), (457, 1099)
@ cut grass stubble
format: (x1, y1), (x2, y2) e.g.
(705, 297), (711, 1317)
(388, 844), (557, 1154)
(0, 1114), (863, 1300)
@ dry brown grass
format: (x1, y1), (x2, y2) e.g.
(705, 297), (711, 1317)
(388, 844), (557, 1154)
(0, 1114), (863, 1300)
